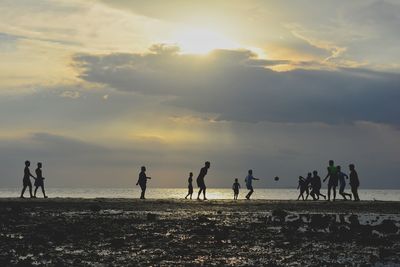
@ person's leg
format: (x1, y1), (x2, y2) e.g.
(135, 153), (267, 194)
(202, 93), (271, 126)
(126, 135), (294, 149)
(248, 188), (254, 199)
(332, 186), (336, 201)
(203, 186), (207, 200)
(41, 186), (47, 198)
(20, 185), (27, 198)
(327, 184), (331, 201)
(305, 188), (310, 200)
(28, 185), (33, 198)
(197, 188), (202, 199)
(34, 186), (38, 197)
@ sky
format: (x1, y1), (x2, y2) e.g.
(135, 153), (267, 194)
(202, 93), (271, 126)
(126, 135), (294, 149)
(0, 0), (399, 189)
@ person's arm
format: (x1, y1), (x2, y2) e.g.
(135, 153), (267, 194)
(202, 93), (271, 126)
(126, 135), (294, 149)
(232, 184), (235, 190)
(344, 173), (349, 179)
(30, 170), (36, 179)
(147, 176), (151, 180)
(323, 169), (329, 182)
(254, 177), (260, 180)
(238, 183), (241, 189)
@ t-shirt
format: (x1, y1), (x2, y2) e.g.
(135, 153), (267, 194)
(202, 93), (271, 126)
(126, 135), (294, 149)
(138, 171), (147, 185)
(245, 175), (255, 187)
(350, 170), (359, 187)
(188, 177), (193, 187)
(338, 171), (347, 185)
(24, 167), (30, 180)
(232, 182), (240, 191)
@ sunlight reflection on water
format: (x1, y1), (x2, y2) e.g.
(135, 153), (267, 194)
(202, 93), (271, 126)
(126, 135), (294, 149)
(1, 188), (400, 201)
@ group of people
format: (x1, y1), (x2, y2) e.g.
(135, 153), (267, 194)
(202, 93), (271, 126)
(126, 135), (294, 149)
(297, 160), (360, 202)
(20, 160), (47, 198)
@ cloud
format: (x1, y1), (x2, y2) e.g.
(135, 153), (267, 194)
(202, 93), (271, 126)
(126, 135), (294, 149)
(74, 46), (400, 125)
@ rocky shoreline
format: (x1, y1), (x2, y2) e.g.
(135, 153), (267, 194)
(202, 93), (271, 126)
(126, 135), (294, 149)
(1, 199), (400, 266)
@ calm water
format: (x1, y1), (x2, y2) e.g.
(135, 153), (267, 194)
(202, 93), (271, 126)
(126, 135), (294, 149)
(2, 188), (400, 201)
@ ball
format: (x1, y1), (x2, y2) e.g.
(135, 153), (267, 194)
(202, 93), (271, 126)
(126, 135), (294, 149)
(274, 176), (279, 181)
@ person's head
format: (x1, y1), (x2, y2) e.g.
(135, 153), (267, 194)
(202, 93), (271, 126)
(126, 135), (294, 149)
(189, 172), (193, 177)
(37, 162), (42, 168)
(25, 160), (30, 167)
(349, 164), (355, 171)
(205, 161), (210, 168)
(329, 160), (334, 166)
(248, 169), (253, 175)
(313, 170), (318, 175)
(235, 178), (238, 182)
(141, 166), (146, 172)
(337, 165), (341, 171)
(307, 172), (312, 177)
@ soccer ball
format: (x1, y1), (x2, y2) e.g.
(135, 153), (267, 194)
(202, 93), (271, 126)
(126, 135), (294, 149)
(274, 176), (279, 181)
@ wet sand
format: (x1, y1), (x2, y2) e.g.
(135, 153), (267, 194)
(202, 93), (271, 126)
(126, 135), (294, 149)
(1, 198), (400, 266)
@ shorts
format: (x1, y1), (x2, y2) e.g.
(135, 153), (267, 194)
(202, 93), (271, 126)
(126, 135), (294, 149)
(328, 178), (338, 188)
(23, 178), (32, 187)
(233, 189), (239, 195)
(246, 185), (253, 191)
(35, 179), (44, 187)
(188, 186), (193, 194)
(197, 179), (206, 189)
(139, 183), (147, 191)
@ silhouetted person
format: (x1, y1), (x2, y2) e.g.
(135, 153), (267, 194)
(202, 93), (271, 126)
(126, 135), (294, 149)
(304, 172), (313, 200)
(20, 160), (36, 198)
(297, 176), (306, 200)
(232, 178), (240, 200)
(323, 160), (338, 201)
(136, 166), (151, 199)
(197, 161), (210, 200)
(245, 169), (259, 200)
(310, 170), (326, 200)
(349, 164), (360, 201)
(185, 172), (194, 199)
(34, 162), (47, 198)
(337, 165), (352, 200)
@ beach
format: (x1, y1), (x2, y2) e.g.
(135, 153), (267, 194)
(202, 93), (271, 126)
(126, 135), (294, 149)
(1, 198), (400, 266)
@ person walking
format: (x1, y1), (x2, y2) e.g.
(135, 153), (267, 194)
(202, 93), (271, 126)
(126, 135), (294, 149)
(136, 166), (151, 199)
(20, 160), (36, 198)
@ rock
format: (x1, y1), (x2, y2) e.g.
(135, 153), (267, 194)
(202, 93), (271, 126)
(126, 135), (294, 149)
(146, 213), (157, 221)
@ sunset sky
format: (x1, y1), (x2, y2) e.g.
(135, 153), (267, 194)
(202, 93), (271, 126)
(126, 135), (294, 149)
(1, 0), (399, 188)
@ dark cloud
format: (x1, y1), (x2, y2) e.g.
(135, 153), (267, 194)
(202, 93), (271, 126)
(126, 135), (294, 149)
(75, 47), (400, 125)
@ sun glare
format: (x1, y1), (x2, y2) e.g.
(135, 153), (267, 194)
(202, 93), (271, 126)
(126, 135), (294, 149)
(172, 27), (240, 54)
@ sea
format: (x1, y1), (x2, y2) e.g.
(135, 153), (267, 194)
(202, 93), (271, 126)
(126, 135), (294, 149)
(1, 188), (399, 201)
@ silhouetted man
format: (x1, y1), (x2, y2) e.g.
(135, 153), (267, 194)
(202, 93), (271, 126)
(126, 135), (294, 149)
(304, 172), (313, 200)
(337, 165), (352, 200)
(34, 162), (47, 198)
(245, 169), (259, 200)
(185, 172), (194, 199)
(349, 164), (360, 201)
(136, 166), (151, 199)
(197, 161), (210, 200)
(20, 160), (36, 198)
(323, 160), (338, 201)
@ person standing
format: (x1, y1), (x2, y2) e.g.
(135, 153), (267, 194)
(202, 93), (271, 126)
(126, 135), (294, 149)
(34, 162), (48, 198)
(349, 164), (360, 201)
(232, 178), (240, 200)
(196, 161), (210, 200)
(136, 166), (151, 199)
(245, 169), (259, 200)
(20, 160), (36, 198)
(323, 160), (338, 201)
(185, 172), (194, 199)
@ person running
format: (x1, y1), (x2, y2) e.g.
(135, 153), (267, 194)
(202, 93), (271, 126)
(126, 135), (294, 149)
(297, 176), (307, 200)
(323, 160), (338, 201)
(245, 169), (259, 200)
(185, 172), (194, 199)
(20, 160), (36, 198)
(136, 166), (151, 199)
(232, 178), (240, 200)
(310, 170), (326, 200)
(349, 164), (360, 201)
(34, 162), (47, 198)
(197, 161), (210, 200)
(337, 165), (352, 200)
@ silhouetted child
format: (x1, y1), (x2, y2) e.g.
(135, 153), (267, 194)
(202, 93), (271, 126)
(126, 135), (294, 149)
(34, 162), (47, 198)
(20, 160), (36, 198)
(197, 161), (210, 200)
(349, 164), (360, 201)
(232, 178), (240, 200)
(185, 172), (193, 199)
(136, 166), (151, 199)
(245, 169), (259, 200)
(337, 165), (352, 200)
(297, 176), (306, 200)
(304, 172), (313, 200)
(310, 171), (326, 200)
(323, 160), (338, 201)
